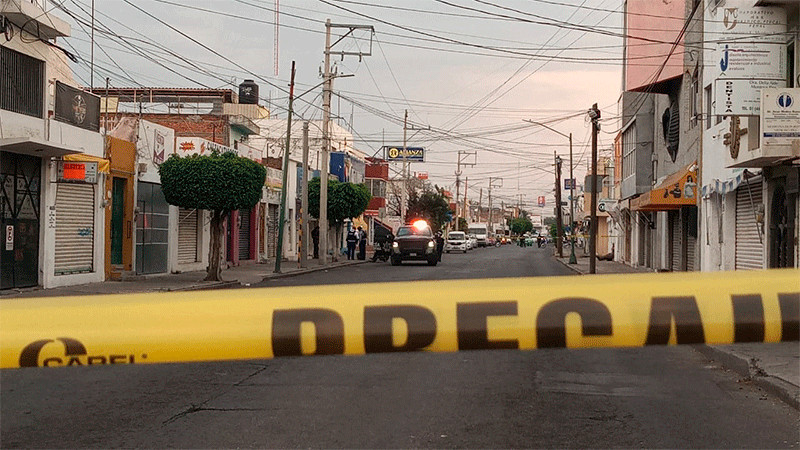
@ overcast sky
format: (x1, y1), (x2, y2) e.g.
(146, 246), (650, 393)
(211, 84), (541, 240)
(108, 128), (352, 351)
(52, 0), (625, 213)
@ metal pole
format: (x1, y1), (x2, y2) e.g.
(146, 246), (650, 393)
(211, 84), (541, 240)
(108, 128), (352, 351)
(554, 152), (563, 258)
(568, 132), (577, 264)
(320, 19), (332, 265)
(300, 121), (309, 268)
(589, 103), (600, 274)
(90, 0), (95, 89)
(274, 61), (296, 273)
(401, 109), (408, 221)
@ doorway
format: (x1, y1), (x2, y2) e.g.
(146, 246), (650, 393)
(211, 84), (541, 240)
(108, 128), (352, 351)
(0, 153), (41, 289)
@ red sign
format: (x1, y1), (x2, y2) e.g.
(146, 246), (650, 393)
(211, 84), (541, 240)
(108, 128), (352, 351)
(538, 196), (546, 207)
(416, 172), (428, 180)
(62, 163), (86, 180)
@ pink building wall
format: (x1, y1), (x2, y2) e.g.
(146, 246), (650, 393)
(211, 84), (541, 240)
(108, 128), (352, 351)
(625, 0), (686, 92)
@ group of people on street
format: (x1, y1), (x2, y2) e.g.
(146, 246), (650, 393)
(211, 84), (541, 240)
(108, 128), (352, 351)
(346, 226), (368, 260)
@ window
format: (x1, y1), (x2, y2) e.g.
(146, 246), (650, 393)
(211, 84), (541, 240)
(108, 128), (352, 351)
(690, 69), (699, 128)
(366, 178), (386, 198)
(705, 84), (712, 130)
(0, 46), (45, 118)
(622, 122), (636, 181)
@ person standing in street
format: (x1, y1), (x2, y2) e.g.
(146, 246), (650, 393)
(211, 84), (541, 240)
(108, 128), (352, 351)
(311, 225), (320, 259)
(346, 228), (358, 260)
(435, 231), (445, 262)
(357, 226), (367, 260)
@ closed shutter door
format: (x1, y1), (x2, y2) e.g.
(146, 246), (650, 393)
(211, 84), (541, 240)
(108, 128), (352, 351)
(686, 234), (697, 271)
(178, 208), (198, 263)
(268, 204), (279, 258)
(54, 183), (94, 275)
(671, 211), (681, 271)
(238, 209), (251, 260)
(736, 180), (763, 270)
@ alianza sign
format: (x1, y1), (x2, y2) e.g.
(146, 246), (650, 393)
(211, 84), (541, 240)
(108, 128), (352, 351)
(384, 146), (425, 162)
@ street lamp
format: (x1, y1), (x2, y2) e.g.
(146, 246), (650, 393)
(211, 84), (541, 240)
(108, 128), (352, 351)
(523, 119), (577, 264)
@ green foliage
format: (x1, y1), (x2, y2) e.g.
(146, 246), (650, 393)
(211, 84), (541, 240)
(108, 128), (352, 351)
(457, 217), (468, 232)
(308, 177), (371, 224)
(549, 223), (558, 238)
(405, 187), (452, 232)
(510, 217), (533, 235)
(159, 152), (266, 212)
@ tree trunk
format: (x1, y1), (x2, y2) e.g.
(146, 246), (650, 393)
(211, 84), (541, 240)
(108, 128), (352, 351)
(205, 210), (227, 282)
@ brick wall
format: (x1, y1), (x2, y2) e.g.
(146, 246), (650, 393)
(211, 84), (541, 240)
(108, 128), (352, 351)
(140, 114), (229, 145)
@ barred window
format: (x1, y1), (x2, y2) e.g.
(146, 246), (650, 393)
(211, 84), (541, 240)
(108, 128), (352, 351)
(1, 46), (44, 118)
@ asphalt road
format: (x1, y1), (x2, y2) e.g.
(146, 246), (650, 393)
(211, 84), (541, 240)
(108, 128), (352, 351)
(2, 245), (798, 448)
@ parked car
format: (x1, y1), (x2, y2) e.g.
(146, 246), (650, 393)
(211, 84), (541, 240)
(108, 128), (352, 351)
(445, 231), (468, 253)
(468, 234), (478, 250)
(391, 220), (438, 266)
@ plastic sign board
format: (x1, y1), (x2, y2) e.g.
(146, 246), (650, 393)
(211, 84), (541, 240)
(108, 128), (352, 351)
(761, 88), (800, 157)
(538, 196), (546, 207)
(57, 161), (98, 184)
(564, 178), (576, 190)
(385, 146), (424, 162)
(417, 172), (428, 180)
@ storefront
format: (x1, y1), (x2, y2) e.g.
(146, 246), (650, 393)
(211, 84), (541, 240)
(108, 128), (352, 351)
(632, 162), (698, 271)
(1, 153), (41, 289)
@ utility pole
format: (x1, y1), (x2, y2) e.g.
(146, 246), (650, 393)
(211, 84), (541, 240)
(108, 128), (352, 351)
(320, 19), (332, 265)
(589, 103), (601, 274)
(554, 152), (563, 258)
(488, 177), (502, 233)
(463, 177), (469, 222)
(454, 151), (476, 231)
(320, 19), (374, 265)
(478, 188), (483, 221)
(300, 121), (309, 268)
(274, 61), (296, 273)
(401, 109), (408, 221)
(568, 132), (576, 264)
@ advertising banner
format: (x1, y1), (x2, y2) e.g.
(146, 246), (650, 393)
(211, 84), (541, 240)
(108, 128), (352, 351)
(54, 81), (100, 132)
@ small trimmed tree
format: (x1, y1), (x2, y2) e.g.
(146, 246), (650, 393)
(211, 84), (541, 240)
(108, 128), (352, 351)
(405, 186), (452, 232)
(308, 177), (371, 251)
(510, 216), (533, 235)
(159, 151), (266, 281)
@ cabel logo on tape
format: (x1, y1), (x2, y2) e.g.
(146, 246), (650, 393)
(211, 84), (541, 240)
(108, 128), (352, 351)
(1, 270), (798, 369)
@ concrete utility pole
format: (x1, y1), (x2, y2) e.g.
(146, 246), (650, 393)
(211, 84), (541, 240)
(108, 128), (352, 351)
(463, 176), (469, 222)
(275, 61), (296, 273)
(554, 152), (563, 258)
(454, 151), (476, 231)
(478, 188), (483, 221)
(320, 19), (373, 264)
(488, 177), (502, 234)
(300, 121), (309, 268)
(320, 20), (332, 265)
(589, 103), (601, 274)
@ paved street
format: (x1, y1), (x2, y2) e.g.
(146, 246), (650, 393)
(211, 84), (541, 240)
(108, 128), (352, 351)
(2, 245), (798, 448)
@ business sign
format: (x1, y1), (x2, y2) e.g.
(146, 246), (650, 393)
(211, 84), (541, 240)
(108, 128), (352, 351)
(265, 167), (283, 191)
(711, 5), (788, 116)
(384, 146), (424, 162)
(417, 172), (428, 180)
(564, 178), (576, 190)
(54, 81), (101, 132)
(537, 196), (546, 207)
(57, 161), (98, 184)
(176, 137), (235, 156)
(761, 88), (800, 155)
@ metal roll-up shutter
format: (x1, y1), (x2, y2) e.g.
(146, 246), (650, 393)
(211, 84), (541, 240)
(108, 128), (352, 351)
(238, 209), (252, 260)
(686, 234), (697, 271)
(670, 211), (681, 271)
(268, 204), (279, 258)
(54, 183), (95, 275)
(735, 179), (763, 270)
(178, 208), (198, 264)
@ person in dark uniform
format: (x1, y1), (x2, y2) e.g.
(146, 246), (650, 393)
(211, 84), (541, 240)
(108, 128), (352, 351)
(357, 226), (367, 260)
(311, 225), (320, 259)
(435, 231), (445, 262)
(346, 229), (357, 260)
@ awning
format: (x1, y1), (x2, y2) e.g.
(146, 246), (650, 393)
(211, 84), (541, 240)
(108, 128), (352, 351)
(700, 169), (761, 197)
(0, 137), (83, 158)
(631, 162), (698, 211)
(63, 153), (110, 173)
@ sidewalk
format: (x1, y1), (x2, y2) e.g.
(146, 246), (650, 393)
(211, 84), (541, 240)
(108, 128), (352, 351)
(0, 258), (368, 300)
(554, 251), (800, 410)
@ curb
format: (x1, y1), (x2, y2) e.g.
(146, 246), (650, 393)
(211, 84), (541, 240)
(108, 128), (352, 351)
(693, 345), (800, 410)
(260, 260), (370, 282)
(164, 280), (241, 292)
(553, 255), (584, 275)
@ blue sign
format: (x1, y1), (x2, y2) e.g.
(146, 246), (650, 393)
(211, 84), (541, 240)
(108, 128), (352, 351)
(564, 178), (576, 190)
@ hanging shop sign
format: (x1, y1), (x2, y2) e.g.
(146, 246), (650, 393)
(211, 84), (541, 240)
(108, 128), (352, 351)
(760, 88), (800, 158)
(54, 81), (101, 132)
(57, 161), (98, 184)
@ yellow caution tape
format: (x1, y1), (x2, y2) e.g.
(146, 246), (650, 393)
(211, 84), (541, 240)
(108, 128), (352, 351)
(1, 269), (798, 369)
